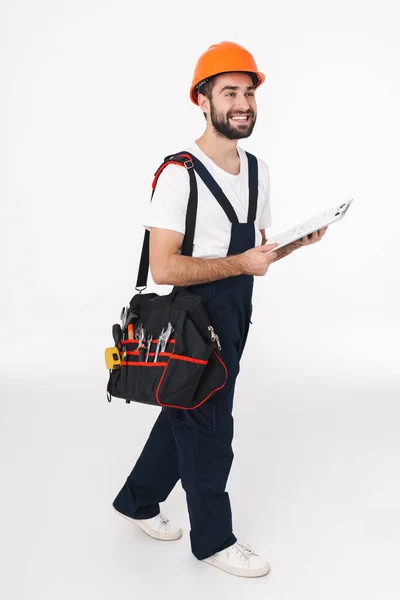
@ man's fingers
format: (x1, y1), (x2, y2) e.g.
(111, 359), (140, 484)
(257, 243), (278, 251)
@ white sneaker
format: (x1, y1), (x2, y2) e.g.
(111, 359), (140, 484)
(202, 541), (271, 578)
(113, 507), (183, 541)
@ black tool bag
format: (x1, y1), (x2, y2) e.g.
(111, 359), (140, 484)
(106, 152), (228, 410)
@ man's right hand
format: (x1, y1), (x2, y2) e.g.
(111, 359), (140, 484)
(240, 244), (279, 276)
(149, 227), (279, 286)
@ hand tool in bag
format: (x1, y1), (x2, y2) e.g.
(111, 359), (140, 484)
(160, 322), (174, 352)
(105, 347), (121, 370)
(137, 325), (147, 362)
(112, 324), (122, 349)
(153, 338), (161, 363)
(135, 321), (144, 342)
(120, 306), (129, 328)
(123, 309), (139, 332)
(145, 334), (153, 362)
(127, 324), (135, 340)
(153, 322), (174, 362)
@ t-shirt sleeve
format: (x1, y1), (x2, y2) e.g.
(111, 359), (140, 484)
(258, 158), (272, 229)
(143, 164), (189, 234)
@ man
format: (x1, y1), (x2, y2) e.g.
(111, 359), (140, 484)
(113, 41), (328, 578)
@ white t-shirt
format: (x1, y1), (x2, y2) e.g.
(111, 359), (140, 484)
(143, 141), (272, 259)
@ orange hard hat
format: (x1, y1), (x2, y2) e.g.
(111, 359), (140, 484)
(190, 41), (265, 105)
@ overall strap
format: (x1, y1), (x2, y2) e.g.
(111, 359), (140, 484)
(135, 153), (198, 291)
(189, 155), (240, 224)
(190, 152), (259, 224)
(245, 151), (259, 223)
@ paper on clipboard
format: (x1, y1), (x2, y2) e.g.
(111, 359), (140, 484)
(266, 198), (353, 252)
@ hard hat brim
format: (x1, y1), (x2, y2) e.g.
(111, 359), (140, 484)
(190, 70), (265, 105)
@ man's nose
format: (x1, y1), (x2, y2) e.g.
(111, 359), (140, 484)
(234, 95), (252, 112)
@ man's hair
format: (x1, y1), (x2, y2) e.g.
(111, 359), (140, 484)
(196, 76), (217, 120)
(195, 72), (258, 120)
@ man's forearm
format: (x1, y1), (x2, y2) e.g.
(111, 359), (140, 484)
(155, 253), (246, 286)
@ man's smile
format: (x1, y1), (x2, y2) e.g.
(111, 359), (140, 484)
(229, 113), (253, 124)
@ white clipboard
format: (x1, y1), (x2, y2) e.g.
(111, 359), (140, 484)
(266, 198), (354, 252)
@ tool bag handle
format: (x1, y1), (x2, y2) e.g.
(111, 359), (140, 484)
(135, 154), (198, 292)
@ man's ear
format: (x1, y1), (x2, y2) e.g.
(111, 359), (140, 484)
(197, 93), (210, 117)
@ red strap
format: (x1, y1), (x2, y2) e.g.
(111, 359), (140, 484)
(152, 153), (194, 189)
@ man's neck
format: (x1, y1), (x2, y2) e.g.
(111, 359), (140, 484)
(195, 130), (239, 161)
(195, 130), (241, 174)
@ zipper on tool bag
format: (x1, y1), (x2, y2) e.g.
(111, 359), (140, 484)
(208, 325), (221, 351)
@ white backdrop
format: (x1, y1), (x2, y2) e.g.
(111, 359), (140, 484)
(2, 1), (399, 598)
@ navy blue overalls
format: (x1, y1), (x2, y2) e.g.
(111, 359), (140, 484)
(113, 151), (258, 560)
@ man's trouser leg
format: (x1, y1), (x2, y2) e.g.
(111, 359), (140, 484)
(113, 408), (180, 519)
(167, 356), (239, 560)
(167, 278), (246, 559)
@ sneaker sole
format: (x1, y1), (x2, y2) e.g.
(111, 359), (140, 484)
(202, 556), (271, 578)
(112, 506), (183, 541)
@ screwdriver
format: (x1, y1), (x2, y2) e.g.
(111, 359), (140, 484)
(138, 327), (147, 362)
(112, 324), (122, 349)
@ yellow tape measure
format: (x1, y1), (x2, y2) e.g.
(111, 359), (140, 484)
(105, 347), (121, 370)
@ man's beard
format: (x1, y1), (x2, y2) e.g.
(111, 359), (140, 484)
(209, 101), (256, 140)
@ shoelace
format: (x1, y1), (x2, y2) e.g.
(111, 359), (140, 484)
(155, 513), (170, 530)
(233, 542), (256, 561)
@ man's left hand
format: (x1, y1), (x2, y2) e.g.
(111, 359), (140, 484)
(270, 226), (329, 262)
(294, 225), (329, 248)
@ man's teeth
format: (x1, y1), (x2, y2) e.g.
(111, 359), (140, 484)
(231, 116), (248, 121)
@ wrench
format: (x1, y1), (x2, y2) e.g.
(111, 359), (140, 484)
(137, 326), (147, 362)
(145, 334), (153, 362)
(153, 327), (167, 363)
(160, 322), (174, 353)
(120, 306), (129, 328)
(154, 322), (174, 362)
(135, 321), (144, 341)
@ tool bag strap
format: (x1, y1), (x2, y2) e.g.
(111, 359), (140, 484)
(135, 153), (198, 291)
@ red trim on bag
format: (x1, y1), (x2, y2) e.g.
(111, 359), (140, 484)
(125, 351), (173, 357)
(155, 347), (228, 410)
(122, 339), (176, 345)
(121, 361), (168, 367)
(170, 355), (208, 365)
(124, 352), (208, 364)
(152, 154), (194, 189)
